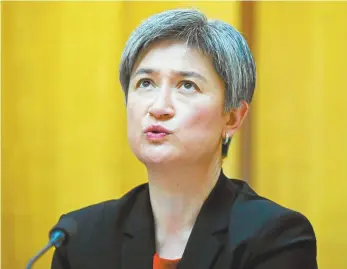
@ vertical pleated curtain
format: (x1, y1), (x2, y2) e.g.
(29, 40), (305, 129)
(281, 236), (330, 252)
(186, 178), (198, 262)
(252, 3), (347, 268)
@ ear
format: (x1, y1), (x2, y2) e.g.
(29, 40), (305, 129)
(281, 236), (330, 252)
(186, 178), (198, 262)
(223, 100), (249, 137)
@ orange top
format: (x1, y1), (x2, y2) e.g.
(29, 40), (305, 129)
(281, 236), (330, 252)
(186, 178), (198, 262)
(153, 253), (180, 269)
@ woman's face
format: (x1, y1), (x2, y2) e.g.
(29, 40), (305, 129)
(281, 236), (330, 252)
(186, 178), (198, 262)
(127, 40), (228, 165)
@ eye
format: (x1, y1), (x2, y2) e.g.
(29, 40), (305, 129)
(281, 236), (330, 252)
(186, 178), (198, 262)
(137, 79), (154, 89)
(178, 81), (200, 93)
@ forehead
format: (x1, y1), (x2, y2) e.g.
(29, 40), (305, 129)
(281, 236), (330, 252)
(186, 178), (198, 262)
(132, 40), (217, 79)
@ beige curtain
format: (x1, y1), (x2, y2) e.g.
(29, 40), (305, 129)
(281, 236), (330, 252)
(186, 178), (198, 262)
(252, 2), (347, 269)
(1, 2), (241, 269)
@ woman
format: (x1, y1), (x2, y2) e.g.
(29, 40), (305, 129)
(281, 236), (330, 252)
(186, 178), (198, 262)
(52, 8), (317, 269)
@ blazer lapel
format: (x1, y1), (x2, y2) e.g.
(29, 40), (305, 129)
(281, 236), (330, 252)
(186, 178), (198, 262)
(121, 188), (156, 269)
(120, 170), (238, 269)
(178, 171), (236, 269)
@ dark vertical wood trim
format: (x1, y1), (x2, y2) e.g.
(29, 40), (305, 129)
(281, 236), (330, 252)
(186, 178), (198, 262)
(240, 1), (256, 183)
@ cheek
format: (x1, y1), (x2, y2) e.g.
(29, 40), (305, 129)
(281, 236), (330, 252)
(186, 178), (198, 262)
(184, 103), (223, 132)
(126, 97), (143, 137)
(126, 106), (135, 132)
(127, 94), (143, 121)
(178, 103), (223, 155)
(126, 107), (143, 154)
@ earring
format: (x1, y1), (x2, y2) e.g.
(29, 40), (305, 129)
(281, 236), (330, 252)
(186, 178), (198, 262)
(223, 133), (230, 145)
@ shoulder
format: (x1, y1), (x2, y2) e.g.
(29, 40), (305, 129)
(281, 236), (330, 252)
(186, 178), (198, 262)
(228, 178), (314, 232)
(227, 178), (317, 267)
(58, 183), (148, 235)
(51, 184), (149, 268)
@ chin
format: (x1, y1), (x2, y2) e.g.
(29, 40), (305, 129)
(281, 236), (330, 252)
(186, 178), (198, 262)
(138, 155), (171, 165)
(135, 145), (178, 165)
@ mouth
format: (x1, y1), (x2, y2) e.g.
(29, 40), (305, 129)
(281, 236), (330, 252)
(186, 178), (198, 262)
(144, 125), (172, 140)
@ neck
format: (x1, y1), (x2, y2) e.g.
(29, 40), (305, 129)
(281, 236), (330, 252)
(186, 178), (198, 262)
(147, 155), (222, 247)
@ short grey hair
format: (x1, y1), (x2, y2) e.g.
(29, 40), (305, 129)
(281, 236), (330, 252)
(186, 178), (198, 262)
(119, 8), (256, 158)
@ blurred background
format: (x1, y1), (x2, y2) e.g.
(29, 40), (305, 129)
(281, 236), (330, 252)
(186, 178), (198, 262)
(2, 1), (347, 269)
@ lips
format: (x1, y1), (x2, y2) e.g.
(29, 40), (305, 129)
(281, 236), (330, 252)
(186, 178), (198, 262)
(144, 125), (172, 135)
(144, 125), (172, 141)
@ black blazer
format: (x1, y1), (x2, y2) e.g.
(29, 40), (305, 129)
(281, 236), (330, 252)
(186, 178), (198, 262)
(51, 171), (317, 269)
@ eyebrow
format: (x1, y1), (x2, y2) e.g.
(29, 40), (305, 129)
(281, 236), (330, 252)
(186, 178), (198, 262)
(132, 68), (207, 82)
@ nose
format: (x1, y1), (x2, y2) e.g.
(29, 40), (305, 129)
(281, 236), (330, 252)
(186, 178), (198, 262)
(148, 88), (175, 120)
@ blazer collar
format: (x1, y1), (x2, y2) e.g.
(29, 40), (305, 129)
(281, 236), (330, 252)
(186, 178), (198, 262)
(177, 170), (236, 269)
(121, 186), (156, 269)
(121, 170), (237, 269)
